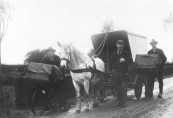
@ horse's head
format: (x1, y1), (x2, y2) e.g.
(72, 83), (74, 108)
(57, 41), (73, 69)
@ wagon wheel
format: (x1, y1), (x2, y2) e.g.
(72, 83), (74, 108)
(134, 75), (143, 99)
(98, 87), (106, 101)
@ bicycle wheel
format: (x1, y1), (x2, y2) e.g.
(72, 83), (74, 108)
(31, 88), (47, 115)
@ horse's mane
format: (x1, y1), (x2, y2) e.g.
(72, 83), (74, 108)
(70, 45), (91, 65)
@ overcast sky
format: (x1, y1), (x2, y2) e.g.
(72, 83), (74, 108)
(2, 0), (173, 64)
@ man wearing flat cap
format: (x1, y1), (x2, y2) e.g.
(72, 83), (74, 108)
(41, 47), (69, 111)
(110, 40), (132, 107)
(147, 39), (167, 98)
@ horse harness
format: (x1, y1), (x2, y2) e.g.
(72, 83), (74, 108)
(60, 46), (103, 82)
(70, 57), (96, 82)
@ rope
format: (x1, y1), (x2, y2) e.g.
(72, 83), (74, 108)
(88, 32), (108, 56)
(68, 32), (108, 71)
(106, 32), (109, 72)
(94, 32), (108, 57)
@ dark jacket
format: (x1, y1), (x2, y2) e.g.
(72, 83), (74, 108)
(110, 50), (132, 72)
(40, 55), (61, 68)
(148, 48), (167, 69)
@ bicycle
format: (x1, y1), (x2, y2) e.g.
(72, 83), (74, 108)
(31, 77), (60, 115)
(25, 62), (69, 116)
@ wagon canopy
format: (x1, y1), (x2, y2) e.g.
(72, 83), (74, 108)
(91, 30), (148, 63)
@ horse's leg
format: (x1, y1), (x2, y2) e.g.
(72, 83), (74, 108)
(92, 84), (100, 107)
(72, 80), (81, 114)
(83, 80), (90, 112)
(92, 75), (104, 107)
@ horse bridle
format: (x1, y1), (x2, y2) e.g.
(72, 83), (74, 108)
(60, 46), (93, 71)
(60, 46), (73, 70)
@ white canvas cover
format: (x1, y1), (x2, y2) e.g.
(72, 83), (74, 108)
(128, 33), (148, 62)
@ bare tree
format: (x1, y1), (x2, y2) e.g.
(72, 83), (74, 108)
(0, 0), (12, 113)
(163, 12), (173, 34)
(101, 20), (114, 33)
(163, 13), (173, 63)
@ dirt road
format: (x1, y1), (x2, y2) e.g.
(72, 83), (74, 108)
(29, 77), (173, 118)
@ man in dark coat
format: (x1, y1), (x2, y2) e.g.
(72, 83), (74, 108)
(148, 39), (167, 98)
(110, 40), (132, 107)
(41, 47), (69, 111)
(41, 47), (61, 68)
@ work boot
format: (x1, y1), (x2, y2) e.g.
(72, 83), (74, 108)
(158, 93), (162, 98)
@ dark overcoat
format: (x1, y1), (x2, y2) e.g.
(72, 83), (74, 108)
(148, 48), (167, 70)
(40, 55), (68, 107)
(40, 55), (61, 68)
(110, 50), (132, 72)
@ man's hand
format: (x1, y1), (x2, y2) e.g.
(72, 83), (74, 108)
(120, 58), (125, 63)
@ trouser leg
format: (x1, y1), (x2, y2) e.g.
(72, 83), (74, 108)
(112, 72), (122, 103)
(121, 80), (127, 103)
(116, 84), (122, 103)
(145, 74), (155, 97)
(149, 75), (155, 96)
(157, 70), (163, 94)
(113, 72), (127, 104)
(55, 80), (67, 107)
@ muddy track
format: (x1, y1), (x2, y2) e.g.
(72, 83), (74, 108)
(27, 77), (173, 118)
(113, 87), (173, 118)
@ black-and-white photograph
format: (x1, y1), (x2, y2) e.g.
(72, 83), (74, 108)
(0, 0), (173, 118)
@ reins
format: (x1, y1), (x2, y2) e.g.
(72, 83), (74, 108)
(60, 32), (108, 74)
(71, 32), (108, 71)
(88, 32), (108, 57)
(60, 47), (93, 71)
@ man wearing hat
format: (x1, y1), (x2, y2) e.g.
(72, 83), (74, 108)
(41, 47), (60, 67)
(147, 39), (167, 98)
(110, 40), (132, 107)
(41, 47), (69, 111)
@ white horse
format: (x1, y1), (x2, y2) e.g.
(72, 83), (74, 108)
(57, 42), (105, 113)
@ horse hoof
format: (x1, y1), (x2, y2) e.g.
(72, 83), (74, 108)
(83, 109), (89, 113)
(75, 109), (81, 114)
(92, 103), (99, 108)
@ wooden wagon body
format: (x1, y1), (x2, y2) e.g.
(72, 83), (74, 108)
(90, 30), (159, 100)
